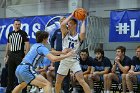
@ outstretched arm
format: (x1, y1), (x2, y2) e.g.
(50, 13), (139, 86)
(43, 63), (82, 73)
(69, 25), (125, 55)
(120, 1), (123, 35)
(46, 50), (74, 62)
(79, 20), (86, 42)
(61, 12), (74, 37)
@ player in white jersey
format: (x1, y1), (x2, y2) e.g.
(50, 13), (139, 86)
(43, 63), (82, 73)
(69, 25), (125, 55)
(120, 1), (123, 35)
(55, 12), (91, 93)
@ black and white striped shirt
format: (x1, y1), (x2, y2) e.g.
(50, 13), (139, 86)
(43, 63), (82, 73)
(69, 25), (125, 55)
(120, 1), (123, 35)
(8, 30), (29, 52)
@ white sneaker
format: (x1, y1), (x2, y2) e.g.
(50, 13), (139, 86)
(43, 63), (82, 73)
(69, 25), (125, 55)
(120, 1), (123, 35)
(39, 88), (44, 93)
(30, 86), (38, 93)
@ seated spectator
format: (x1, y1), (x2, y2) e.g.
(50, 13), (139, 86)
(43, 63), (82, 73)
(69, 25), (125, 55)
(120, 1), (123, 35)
(126, 45), (140, 93)
(88, 48), (112, 93)
(71, 48), (93, 93)
(104, 46), (132, 93)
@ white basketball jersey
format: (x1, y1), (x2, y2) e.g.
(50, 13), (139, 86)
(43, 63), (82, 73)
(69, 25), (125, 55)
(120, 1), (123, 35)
(62, 32), (80, 54)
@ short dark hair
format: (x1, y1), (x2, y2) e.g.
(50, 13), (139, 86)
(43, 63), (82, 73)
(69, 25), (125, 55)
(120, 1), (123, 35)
(80, 48), (89, 55)
(70, 18), (78, 25)
(36, 31), (49, 43)
(94, 48), (104, 56)
(14, 19), (21, 23)
(116, 46), (126, 53)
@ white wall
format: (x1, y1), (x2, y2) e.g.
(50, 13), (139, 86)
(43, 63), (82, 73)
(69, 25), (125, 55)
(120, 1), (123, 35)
(11, 0), (40, 5)
(6, 0), (68, 17)
(0, 8), (5, 18)
(89, 0), (138, 18)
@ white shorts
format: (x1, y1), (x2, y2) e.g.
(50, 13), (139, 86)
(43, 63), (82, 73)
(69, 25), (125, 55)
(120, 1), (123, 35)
(57, 58), (81, 75)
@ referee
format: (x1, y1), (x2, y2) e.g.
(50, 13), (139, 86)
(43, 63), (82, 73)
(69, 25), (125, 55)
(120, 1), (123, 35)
(4, 19), (30, 93)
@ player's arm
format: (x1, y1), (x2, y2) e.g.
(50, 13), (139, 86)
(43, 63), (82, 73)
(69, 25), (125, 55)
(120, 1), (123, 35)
(50, 50), (63, 56)
(46, 51), (73, 62)
(25, 42), (30, 55)
(83, 66), (92, 75)
(5, 43), (10, 58)
(98, 67), (110, 75)
(117, 63), (129, 74)
(61, 13), (73, 37)
(129, 65), (135, 71)
(50, 30), (57, 50)
(79, 20), (86, 42)
(111, 63), (117, 73)
(90, 66), (95, 74)
(23, 32), (30, 55)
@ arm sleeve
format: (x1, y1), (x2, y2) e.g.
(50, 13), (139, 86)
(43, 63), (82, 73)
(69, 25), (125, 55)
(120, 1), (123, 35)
(124, 58), (132, 66)
(131, 56), (136, 66)
(7, 33), (10, 43)
(104, 58), (112, 67)
(43, 58), (51, 66)
(23, 31), (29, 42)
(38, 46), (50, 56)
(50, 30), (57, 48)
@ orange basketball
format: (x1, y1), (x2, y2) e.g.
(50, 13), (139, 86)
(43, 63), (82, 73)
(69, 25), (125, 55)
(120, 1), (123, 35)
(74, 8), (87, 20)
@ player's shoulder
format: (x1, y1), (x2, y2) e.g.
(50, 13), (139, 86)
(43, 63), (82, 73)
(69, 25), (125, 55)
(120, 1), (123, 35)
(124, 55), (132, 61)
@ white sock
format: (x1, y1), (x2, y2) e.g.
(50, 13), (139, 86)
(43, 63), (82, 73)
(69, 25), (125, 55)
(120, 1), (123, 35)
(130, 91), (134, 93)
(73, 88), (77, 91)
(107, 90), (110, 93)
(91, 89), (94, 93)
(104, 91), (107, 93)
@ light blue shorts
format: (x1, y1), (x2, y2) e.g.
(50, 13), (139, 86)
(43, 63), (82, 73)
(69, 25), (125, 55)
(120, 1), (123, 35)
(16, 64), (38, 84)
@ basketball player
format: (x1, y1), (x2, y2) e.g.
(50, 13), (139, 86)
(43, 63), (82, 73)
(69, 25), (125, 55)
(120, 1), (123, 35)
(55, 12), (91, 93)
(12, 31), (74, 93)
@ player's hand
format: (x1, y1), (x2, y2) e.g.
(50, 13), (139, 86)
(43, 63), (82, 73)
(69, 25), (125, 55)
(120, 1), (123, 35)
(48, 66), (54, 71)
(62, 48), (72, 54)
(88, 74), (93, 80)
(128, 70), (135, 76)
(71, 11), (75, 16)
(111, 69), (115, 73)
(93, 72), (99, 76)
(115, 56), (120, 64)
(4, 56), (8, 64)
(66, 50), (75, 57)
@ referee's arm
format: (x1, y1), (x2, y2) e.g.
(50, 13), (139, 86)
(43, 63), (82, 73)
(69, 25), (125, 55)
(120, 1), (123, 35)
(24, 42), (30, 55)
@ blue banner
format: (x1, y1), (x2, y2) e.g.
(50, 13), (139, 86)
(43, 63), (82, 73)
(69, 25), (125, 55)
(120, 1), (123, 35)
(109, 10), (140, 42)
(0, 15), (65, 44)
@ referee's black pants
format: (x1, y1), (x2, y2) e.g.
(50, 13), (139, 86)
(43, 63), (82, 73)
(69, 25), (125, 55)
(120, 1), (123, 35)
(6, 51), (27, 93)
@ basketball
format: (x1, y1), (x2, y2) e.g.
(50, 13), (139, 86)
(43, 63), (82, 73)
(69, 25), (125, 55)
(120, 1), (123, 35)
(74, 8), (87, 20)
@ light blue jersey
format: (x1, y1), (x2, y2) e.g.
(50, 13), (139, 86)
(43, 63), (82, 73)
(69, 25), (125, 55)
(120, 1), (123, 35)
(22, 43), (50, 68)
(37, 58), (51, 68)
(16, 43), (50, 84)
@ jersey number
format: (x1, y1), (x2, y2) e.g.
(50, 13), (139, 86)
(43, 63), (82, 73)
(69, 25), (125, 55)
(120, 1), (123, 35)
(68, 42), (74, 48)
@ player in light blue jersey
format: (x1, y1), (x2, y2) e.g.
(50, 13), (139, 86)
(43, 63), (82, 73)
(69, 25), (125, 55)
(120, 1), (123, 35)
(12, 31), (73, 93)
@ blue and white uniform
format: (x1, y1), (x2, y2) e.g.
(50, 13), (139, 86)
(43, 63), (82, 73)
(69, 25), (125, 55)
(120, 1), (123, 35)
(15, 43), (50, 84)
(57, 32), (82, 75)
